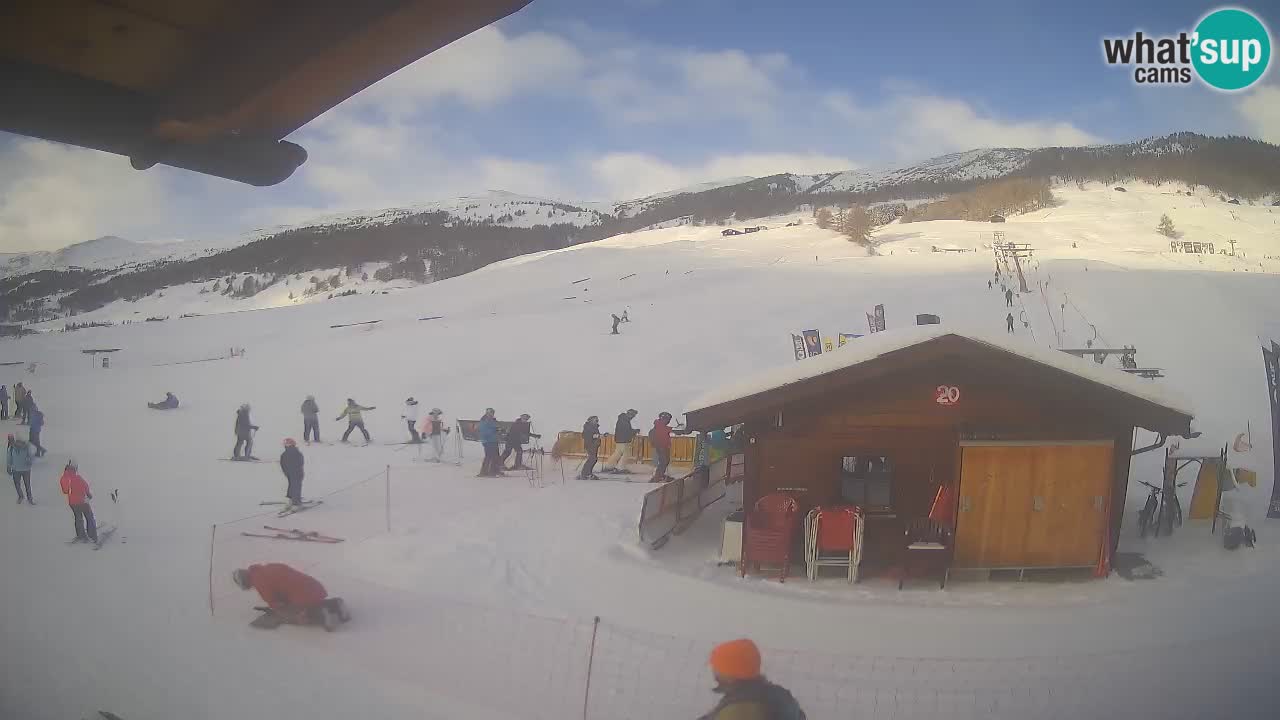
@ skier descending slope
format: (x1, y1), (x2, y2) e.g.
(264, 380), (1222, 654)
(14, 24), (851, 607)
(337, 399), (375, 444)
(232, 404), (259, 460)
(59, 460), (97, 544)
(231, 564), (350, 631)
(602, 409), (639, 473)
(402, 397), (422, 443)
(580, 415), (602, 480)
(300, 395), (321, 444)
(279, 439), (305, 507)
(421, 408), (450, 462)
(6, 435), (34, 504)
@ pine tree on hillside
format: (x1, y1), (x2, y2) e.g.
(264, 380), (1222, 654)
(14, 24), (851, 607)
(815, 208), (834, 229)
(1158, 213), (1177, 238)
(843, 206), (872, 245)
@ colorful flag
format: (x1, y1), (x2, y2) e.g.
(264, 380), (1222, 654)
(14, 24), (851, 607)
(838, 333), (862, 347)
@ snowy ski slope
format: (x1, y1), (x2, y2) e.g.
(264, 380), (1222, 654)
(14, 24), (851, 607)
(1, 182), (1278, 719)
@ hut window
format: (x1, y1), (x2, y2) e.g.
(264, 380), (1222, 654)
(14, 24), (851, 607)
(839, 455), (893, 511)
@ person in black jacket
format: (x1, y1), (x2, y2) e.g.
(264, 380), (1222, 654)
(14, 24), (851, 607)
(233, 404), (259, 460)
(601, 409), (639, 473)
(279, 438), (305, 505)
(501, 413), (539, 470)
(580, 416), (602, 481)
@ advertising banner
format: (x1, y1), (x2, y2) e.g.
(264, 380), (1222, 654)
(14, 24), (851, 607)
(1263, 341), (1280, 519)
(802, 329), (823, 356)
(874, 303), (886, 332)
(791, 333), (807, 361)
(838, 333), (862, 347)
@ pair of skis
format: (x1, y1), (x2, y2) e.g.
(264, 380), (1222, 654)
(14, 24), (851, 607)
(67, 525), (116, 549)
(259, 499), (323, 517)
(241, 525), (344, 543)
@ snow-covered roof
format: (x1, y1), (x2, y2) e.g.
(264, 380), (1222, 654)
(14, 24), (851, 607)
(686, 325), (1194, 420)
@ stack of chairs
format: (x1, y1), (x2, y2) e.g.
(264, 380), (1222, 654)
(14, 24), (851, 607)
(804, 505), (865, 583)
(740, 493), (799, 582)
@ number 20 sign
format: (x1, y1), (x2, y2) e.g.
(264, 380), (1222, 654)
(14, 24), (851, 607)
(935, 385), (961, 406)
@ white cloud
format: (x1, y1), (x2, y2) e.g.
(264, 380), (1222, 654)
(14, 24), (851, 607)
(0, 140), (170, 252)
(1237, 84), (1280, 143)
(886, 95), (1100, 154)
(336, 26), (585, 117)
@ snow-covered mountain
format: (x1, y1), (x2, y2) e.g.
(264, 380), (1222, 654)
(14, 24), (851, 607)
(0, 235), (221, 278)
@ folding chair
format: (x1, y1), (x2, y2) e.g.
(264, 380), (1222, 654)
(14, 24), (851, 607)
(804, 506), (864, 582)
(741, 493), (798, 582)
(899, 518), (952, 590)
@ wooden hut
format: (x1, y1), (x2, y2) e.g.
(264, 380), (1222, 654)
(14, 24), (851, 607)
(684, 327), (1193, 579)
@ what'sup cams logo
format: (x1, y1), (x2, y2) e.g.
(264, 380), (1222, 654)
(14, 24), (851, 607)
(1103, 7), (1271, 90)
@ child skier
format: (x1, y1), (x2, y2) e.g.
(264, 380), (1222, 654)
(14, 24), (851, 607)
(233, 404), (259, 460)
(337, 399), (375, 443)
(59, 460), (97, 544)
(279, 438), (305, 506)
(231, 564), (350, 631)
(421, 408), (450, 462)
(580, 415), (602, 481)
(402, 397), (422, 443)
(300, 395), (320, 444)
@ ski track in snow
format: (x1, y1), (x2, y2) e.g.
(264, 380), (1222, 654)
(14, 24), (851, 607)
(2, 182), (1279, 719)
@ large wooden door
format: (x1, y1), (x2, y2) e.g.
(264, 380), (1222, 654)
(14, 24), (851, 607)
(954, 443), (1113, 569)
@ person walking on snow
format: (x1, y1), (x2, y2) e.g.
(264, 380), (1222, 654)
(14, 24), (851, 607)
(1006, 312), (1015, 334)
(233, 404), (259, 460)
(478, 408), (502, 477)
(602, 409), (639, 473)
(1005, 288), (1014, 307)
(12, 383), (26, 424)
(60, 460), (97, 544)
(501, 413), (538, 470)
(7, 435), (34, 504)
(0, 384), (8, 420)
(649, 411), (681, 483)
(337, 399), (375, 443)
(279, 438), (305, 506)
(420, 408), (450, 462)
(698, 639), (806, 720)
(580, 415), (602, 480)
(402, 397), (422, 443)
(231, 563), (349, 631)
(28, 406), (45, 457)
(300, 395), (321, 444)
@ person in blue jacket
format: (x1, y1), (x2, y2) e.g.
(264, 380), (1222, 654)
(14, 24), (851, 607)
(28, 407), (45, 457)
(6, 435), (34, 504)
(477, 408), (503, 477)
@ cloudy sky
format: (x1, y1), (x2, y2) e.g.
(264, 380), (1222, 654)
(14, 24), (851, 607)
(2, 0), (1278, 252)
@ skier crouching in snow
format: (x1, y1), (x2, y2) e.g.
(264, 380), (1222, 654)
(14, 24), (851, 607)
(420, 408), (450, 462)
(580, 415), (602, 480)
(60, 460), (97, 544)
(233, 404), (259, 460)
(232, 564), (350, 631)
(478, 408), (502, 476)
(402, 397), (422, 443)
(148, 392), (179, 410)
(7, 435), (34, 504)
(502, 413), (539, 470)
(279, 439), (304, 506)
(337, 398), (374, 443)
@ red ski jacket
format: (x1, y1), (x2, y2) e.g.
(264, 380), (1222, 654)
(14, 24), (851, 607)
(247, 563), (327, 609)
(650, 420), (673, 450)
(59, 469), (90, 505)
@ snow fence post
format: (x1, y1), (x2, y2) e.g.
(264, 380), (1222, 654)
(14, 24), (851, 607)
(208, 524), (217, 616)
(384, 465), (391, 533)
(582, 615), (600, 720)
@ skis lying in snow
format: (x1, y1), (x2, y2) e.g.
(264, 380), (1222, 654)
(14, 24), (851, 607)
(241, 525), (344, 543)
(221, 457), (262, 462)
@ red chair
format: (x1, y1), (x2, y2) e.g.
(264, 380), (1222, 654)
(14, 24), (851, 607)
(804, 506), (864, 582)
(741, 493), (799, 582)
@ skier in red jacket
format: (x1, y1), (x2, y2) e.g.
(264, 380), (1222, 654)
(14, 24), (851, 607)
(232, 563), (350, 630)
(650, 411), (680, 483)
(59, 460), (97, 543)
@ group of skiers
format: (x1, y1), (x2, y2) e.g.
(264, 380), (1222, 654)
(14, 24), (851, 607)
(477, 408), (539, 477)
(579, 408), (688, 482)
(1, 382), (45, 457)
